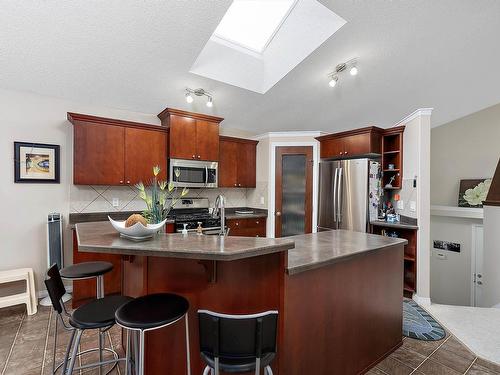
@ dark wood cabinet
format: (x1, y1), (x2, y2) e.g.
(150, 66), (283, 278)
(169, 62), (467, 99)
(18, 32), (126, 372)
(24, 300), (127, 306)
(69, 113), (168, 185)
(227, 217), (266, 237)
(381, 126), (405, 190)
(317, 126), (383, 159)
(219, 136), (258, 188)
(158, 108), (223, 161)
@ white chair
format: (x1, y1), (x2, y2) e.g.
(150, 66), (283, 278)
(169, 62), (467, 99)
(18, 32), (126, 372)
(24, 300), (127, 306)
(0, 268), (37, 315)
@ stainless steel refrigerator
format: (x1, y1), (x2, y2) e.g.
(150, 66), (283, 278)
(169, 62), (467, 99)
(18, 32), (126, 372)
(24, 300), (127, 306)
(318, 158), (381, 232)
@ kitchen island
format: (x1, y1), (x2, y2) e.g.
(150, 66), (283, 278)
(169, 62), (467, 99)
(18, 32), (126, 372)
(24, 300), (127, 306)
(76, 222), (406, 374)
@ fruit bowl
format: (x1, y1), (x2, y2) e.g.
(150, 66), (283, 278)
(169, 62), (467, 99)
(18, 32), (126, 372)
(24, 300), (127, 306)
(108, 216), (168, 240)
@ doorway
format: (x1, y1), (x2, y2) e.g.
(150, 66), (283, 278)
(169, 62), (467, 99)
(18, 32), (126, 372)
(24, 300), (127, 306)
(274, 146), (313, 238)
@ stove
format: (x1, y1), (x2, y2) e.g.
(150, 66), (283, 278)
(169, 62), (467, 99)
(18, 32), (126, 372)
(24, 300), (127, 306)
(169, 198), (221, 232)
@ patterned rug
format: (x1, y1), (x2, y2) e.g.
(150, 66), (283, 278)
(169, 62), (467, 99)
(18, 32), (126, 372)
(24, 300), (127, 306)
(403, 299), (446, 341)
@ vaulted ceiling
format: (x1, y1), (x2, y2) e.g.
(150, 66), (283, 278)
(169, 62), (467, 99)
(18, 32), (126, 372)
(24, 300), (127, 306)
(1, 1), (500, 133)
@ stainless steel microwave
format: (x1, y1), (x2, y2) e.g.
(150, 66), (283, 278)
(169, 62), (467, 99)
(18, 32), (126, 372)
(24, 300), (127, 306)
(169, 159), (218, 188)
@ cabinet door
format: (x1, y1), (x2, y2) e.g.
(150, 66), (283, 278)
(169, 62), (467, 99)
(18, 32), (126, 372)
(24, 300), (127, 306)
(169, 115), (197, 160)
(74, 123), (125, 185)
(343, 133), (371, 156)
(195, 121), (219, 161)
(218, 139), (238, 187)
(237, 142), (257, 187)
(125, 128), (167, 185)
(320, 138), (344, 159)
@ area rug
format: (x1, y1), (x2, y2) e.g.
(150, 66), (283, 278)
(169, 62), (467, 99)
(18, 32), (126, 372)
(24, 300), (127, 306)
(403, 299), (446, 341)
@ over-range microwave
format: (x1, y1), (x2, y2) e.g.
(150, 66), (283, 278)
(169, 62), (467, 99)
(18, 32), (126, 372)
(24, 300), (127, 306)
(169, 159), (218, 188)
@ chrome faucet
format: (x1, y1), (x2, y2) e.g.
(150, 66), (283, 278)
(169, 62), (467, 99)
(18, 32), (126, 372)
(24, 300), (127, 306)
(213, 195), (229, 236)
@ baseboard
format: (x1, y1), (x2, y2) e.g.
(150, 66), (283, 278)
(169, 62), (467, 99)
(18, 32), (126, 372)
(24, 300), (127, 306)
(413, 294), (431, 306)
(37, 285), (72, 299)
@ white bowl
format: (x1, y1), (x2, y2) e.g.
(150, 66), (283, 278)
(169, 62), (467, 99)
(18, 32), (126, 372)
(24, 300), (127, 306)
(108, 216), (168, 240)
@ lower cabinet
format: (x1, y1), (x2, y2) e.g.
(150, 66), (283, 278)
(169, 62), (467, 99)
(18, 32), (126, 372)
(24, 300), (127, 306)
(227, 217), (267, 237)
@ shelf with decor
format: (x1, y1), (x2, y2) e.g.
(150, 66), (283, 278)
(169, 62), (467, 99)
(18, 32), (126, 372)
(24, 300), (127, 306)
(381, 126), (405, 190)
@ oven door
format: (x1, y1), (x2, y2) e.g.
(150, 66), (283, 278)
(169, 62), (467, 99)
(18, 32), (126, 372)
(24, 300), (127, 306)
(169, 159), (218, 188)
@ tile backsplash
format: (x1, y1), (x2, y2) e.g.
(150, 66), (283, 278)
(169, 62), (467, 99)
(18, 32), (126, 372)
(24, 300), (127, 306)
(70, 185), (250, 213)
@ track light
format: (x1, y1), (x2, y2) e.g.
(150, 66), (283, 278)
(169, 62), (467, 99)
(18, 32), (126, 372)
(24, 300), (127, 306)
(185, 88), (214, 107)
(327, 58), (359, 88)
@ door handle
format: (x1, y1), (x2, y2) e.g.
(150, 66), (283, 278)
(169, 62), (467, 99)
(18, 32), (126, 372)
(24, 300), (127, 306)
(333, 168), (338, 223)
(337, 167), (343, 222)
(276, 211), (281, 216)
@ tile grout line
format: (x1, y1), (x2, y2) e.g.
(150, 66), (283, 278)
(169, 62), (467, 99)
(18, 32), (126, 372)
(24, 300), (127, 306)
(40, 309), (53, 375)
(409, 335), (451, 374)
(463, 357), (478, 374)
(1, 312), (26, 375)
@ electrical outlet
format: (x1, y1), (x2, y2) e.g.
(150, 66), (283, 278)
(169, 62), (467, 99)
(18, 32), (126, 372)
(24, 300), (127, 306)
(397, 200), (404, 210)
(260, 196), (265, 205)
(409, 201), (416, 212)
(112, 198), (120, 207)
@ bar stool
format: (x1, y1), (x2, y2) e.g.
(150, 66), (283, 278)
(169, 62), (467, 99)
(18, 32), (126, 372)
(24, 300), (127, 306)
(198, 310), (278, 375)
(115, 293), (191, 375)
(55, 261), (114, 374)
(45, 264), (132, 374)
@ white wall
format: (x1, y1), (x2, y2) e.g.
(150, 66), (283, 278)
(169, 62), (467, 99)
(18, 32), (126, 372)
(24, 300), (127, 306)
(483, 205), (500, 307)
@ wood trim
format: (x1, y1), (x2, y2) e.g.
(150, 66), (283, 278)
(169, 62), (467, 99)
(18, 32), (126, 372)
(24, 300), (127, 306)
(382, 125), (406, 135)
(157, 107), (224, 124)
(315, 126), (384, 141)
(219, 135), (259, 145)
(67, 112), (166, 132)
(484, 157), (500, 206)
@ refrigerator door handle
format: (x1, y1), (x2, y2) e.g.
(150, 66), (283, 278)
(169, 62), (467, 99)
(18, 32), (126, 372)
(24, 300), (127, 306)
(332, 167), (339, 223)
(337, 167), (343, 223)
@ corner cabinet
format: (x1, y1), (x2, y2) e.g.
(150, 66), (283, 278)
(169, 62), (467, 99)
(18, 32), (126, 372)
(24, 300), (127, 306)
(69, 113), (167, 185)
(157, 108), (223, 161)
(316, 126), (383, 159)
(219, 136), (258, 188)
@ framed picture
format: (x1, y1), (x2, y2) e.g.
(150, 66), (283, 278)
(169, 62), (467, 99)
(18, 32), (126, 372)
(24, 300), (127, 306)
(458, 178), (490, 207)
(14, 142), (60, 183)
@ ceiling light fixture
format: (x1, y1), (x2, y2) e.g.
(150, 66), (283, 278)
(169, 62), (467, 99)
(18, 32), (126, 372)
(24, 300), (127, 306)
(185, 88), (214, 107)
(327, 58), (358, 88)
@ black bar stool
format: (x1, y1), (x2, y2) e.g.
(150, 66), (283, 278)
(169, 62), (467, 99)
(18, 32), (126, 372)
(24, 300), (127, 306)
(57, 261), (114, 374)
(198, 310), (278, 375)
(115, 293), (191, 375)
(45, 264), (132, 374)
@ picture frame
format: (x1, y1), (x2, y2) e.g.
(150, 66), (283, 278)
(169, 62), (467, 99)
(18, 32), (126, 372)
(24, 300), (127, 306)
(14, 142), (60, 183)
(458, 178), (489, 207)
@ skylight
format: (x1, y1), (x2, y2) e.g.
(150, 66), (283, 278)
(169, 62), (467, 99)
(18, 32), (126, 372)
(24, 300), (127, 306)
(212, 0), (296, 54)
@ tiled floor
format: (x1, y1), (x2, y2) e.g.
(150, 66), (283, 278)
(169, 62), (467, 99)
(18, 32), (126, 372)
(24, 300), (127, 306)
(0, 304), (124, 375)
(1, 304), (500, 375)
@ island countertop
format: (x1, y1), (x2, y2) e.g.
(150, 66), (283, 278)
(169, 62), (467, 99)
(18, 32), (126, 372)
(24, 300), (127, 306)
(286, 229), (408, 275)
(75, 221), (294, 261)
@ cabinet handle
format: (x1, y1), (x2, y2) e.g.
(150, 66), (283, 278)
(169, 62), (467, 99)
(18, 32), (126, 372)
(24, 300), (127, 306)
(256, 221), (259, 224)
(238, 183), (241, 187)
(345, 151), (348, 154)
(119, 180), (124, 184)
(234, 183), (237, 187)
(339, 152), (343, 155)
(192, 155), (196, 159)
(235, 222), (239, 226)
(256, 235), (259, 237)
(126, 180), (130, 184)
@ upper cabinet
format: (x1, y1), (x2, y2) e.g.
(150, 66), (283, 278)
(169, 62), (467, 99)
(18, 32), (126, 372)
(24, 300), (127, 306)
(316, 126), (383, 159)
(69, 113), (167, 185)
(157, 108), (223, 161)
(219, 136), (258, 188)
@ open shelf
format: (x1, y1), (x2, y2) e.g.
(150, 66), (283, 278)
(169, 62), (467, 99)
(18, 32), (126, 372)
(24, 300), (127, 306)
(381, 128), (404, 191)
(383, 150), (400, 155)
(383, 168), (400, 172)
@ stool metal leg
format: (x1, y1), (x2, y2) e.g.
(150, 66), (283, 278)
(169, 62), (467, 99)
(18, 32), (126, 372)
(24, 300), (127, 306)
(67, 329), (83, 374)
(61, 329), (76, 375)
(265, 365), (273, 375)
(202, 366), (210, 375)
(185, 314), (191, 375)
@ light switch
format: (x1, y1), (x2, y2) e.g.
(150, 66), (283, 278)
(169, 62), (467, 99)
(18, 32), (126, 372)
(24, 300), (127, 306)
(435, 252), (447, 260)
(397, 200), (404, 210)
(112, 198), (120, 207)
(409, 201), (416, 212)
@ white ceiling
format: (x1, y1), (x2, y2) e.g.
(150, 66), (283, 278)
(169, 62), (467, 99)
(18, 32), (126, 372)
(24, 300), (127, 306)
(1, 1), (500, 134)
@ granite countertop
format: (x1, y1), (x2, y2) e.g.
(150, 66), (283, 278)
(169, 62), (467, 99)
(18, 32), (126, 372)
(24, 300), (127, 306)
(224, 208), (268, 220)
(75, 221), (293, 261)
(370, 220), (418, 230)
(286, 230), (407, 275)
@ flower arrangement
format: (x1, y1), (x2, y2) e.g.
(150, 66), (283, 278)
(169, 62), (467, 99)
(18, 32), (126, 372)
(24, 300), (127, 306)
(463, 179), (492, 207)
(135, 166), (188, 224)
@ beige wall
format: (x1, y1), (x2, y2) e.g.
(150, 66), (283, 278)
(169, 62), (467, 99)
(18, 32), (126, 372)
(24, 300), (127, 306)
(431, 102), (500, 205)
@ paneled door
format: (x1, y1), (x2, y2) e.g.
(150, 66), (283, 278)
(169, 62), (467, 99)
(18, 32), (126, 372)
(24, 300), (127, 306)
(275, 146), (313, 238)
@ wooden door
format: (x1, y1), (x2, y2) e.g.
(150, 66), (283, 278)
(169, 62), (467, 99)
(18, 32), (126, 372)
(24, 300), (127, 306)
(125, 128), (167, 185)
(275, 146), (313, 238)
(195, 120), (219, 161)
(169, 115), (197, 160)
(237, 142), (257, 187)
(320, 138), (345, 159)
(343, 132), (371, 157)
(218, 139), (238, 187)
(74, 123), (125, 185)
